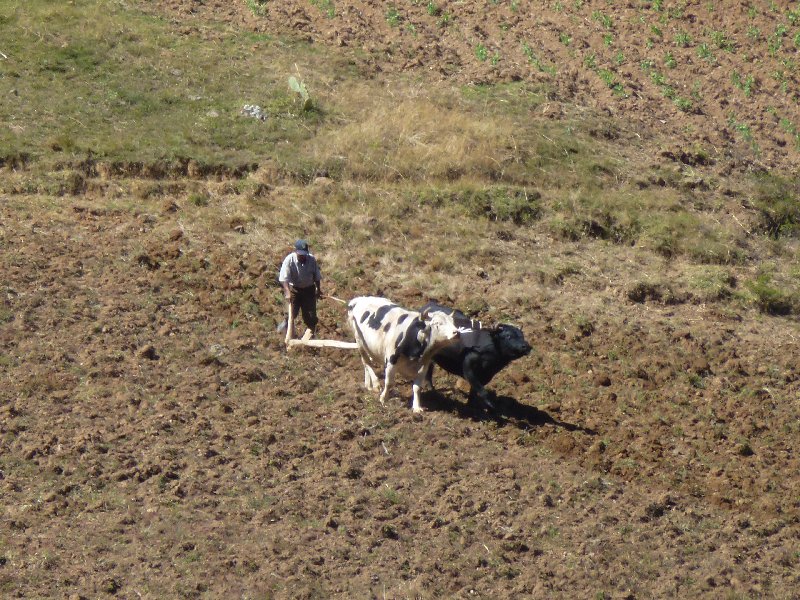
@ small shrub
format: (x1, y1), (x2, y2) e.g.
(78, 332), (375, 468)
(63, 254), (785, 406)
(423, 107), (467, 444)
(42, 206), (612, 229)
(738, 441), (755, 457)
(675, 31), (692, 47)
(244, 0), (268, 16)
(522, 43), (556, 74)
(731, 71), (756, 97)
(710, 30), (735, 51)
(592, 11), (613, 29)
(627, 281), (683, 305)
(768, 25), (787, 56)
(728, 116), (754, 144)
(689, 268), (738, 302)
(673, 97), (693, 112)
(746, 273), (796, 315)
(751, 174), (800, 237)
(466, 188), (542, 225)
(779, 118), (797, 135)
(189, 192), (210, 207)
(650, 70), (667, 87)
(310, 0), (335, 18)
(386, 6), (401, 27)
(575, 315), (595, 337)
(288, 75), (313, 111)
(697, 43), (715, 61)
(560, 212), (640, 245)
(598, 69), (624, 94)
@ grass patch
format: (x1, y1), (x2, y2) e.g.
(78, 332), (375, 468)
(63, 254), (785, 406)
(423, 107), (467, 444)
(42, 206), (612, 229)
(686, 267), (738, 302)
(642, 211), (745, 264)
(749, 173), (800, 238)
(1, 0), (331, 170)
(746, 271), (799, 315)
(550, 191), (642, 245)
(416, 185), (542, 224)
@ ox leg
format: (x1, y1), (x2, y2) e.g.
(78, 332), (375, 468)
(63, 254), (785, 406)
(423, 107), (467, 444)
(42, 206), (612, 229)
(367, 366), (381, 392)
(411, 376), (425, 413)
(410, 364), (432, 413)
(464, 357), (494, 411)
(357, 349), (381, 392)
(423, 363), (435, 391)
(378, 362), (395, 406)
(363, 366), (370, 389)
(362, 363), (380, 392)
(468, 386), (495, 411)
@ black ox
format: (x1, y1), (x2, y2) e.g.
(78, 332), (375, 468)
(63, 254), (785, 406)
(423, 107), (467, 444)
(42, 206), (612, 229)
(420, 301), (532, 410)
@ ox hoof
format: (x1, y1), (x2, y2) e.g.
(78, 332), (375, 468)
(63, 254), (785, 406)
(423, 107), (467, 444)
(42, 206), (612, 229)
(468, 397), (495, 412)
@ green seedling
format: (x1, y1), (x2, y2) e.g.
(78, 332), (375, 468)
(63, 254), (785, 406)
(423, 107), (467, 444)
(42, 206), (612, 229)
(288, 75), (313, 111)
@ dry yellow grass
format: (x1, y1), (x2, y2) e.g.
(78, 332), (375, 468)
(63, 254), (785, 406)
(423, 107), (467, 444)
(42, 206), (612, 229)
(308, 83), (527, 183)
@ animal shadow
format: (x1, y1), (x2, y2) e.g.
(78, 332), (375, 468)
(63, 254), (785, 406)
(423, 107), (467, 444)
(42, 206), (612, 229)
(422, 390), (597, 436)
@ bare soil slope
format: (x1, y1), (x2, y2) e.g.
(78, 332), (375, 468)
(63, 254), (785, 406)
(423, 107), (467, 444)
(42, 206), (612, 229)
(3, 187), (799, 599)
(3, 2), (800, 599)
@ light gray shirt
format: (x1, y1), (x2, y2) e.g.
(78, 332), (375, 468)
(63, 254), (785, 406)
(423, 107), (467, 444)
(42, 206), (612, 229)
(278, 252), (321, 289)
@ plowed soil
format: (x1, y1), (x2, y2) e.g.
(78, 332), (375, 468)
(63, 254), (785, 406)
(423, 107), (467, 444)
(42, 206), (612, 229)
(152, 0), (800, 174)
(3, 2), (800, 599)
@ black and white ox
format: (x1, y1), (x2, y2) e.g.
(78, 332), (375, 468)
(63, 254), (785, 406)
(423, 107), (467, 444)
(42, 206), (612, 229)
(347, 296), (464, 413)
(420, 301), (532, 410)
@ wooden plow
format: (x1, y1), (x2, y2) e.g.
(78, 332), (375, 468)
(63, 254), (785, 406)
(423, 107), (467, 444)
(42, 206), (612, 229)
(285, 294), (358, 350)
(286, 328), (359, 351)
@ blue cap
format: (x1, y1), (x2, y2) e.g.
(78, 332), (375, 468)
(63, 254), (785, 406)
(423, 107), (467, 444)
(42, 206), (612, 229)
(294, 239), (309, 255)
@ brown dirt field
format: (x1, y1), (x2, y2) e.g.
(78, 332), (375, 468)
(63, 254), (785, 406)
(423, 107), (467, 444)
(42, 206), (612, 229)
(3, 2), (800, 599)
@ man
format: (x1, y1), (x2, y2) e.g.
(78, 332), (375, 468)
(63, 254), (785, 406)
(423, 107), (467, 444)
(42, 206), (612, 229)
(277, 239), (322, 338)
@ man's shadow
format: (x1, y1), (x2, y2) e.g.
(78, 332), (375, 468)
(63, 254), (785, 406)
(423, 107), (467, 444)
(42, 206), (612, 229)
(422, 389), (597, 436)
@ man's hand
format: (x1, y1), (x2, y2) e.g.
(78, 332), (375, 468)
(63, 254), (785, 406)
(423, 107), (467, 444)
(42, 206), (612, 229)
(316, 288), (323, 299)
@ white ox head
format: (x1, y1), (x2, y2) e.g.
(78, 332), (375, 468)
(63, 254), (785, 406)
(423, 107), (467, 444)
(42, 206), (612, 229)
(416, 308), (468, 355)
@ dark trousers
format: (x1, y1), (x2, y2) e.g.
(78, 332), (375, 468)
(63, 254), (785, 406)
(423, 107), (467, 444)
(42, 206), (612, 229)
(288, 285), (318, 332)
